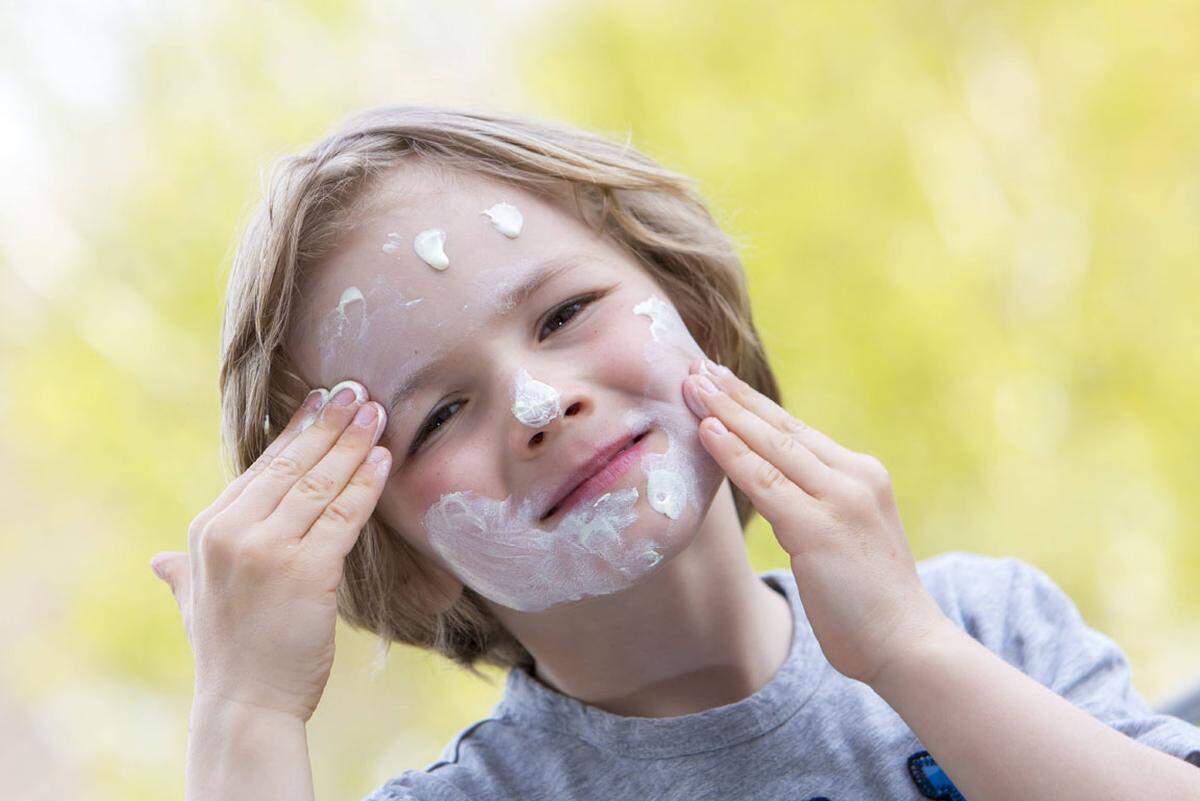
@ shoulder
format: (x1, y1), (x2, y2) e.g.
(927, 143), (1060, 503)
(912, 551), (1056, 618)
(915, 549), (1058, 638)
(915, 548), (1031, 594)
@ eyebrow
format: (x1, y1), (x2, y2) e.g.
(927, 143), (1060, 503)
(386, 254), (590, 416)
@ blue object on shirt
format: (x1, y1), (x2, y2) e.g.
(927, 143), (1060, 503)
(907, 750), (965, 800)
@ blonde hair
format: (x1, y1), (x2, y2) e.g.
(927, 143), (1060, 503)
(219, 105), (781, 675)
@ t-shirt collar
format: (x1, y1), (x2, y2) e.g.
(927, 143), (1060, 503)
(492, 569), (829, 759)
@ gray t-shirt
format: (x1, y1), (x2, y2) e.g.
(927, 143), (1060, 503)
(364, 551), (1200, 800)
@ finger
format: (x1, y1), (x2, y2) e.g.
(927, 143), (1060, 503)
(223, 380), (375, 523)
(267, 398), (388, 543)
(684, 372), (836, 499)
(690, 358), (860, 470)
(190, 387), (330, 547)
(150, 551), (191, 615)
(301, 445), (391, 563)
(694, 416), (818, 527)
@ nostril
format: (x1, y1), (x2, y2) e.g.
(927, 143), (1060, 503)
(564, 401), (582, 416)
(530, 431), (545, 446)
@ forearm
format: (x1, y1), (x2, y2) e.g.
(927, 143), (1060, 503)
(870, 620), (1200, 801)
(186, 697), (316, 801)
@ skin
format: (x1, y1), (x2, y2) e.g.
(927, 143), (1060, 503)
(681, 363), (1200, 799)
(150, 161), (1200, 799)
(285, 161), (794, 715)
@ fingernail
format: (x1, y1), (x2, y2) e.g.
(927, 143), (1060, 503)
(353, 403), (378, 428)
(302, 388), (329, 412)
(683, 378), (710, 417)
(702, 359), (732, 379)
(695, 375), (719, 395)
(372, 405), (388, 446)
(706, 418), (729, 436)
(329, 379), (367, 406)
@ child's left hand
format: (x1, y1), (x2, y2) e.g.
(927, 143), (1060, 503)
(682, 359), (952, 688)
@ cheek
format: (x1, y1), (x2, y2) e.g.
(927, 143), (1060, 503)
(381, 443), (503, 543)
(410, 449), (474, 507)
(618, 294), (708, 397)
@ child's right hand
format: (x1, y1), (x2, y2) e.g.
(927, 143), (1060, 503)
(149, 381), (391, 723)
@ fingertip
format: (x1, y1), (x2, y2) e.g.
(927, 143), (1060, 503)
(702, 417), (729, 437)
(367, 446), (391, 473)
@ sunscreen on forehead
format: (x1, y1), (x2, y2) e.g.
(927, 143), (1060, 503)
(481, 201), (524, 238)
(414, 228), (450, 270)
(382, 232), (404, 256)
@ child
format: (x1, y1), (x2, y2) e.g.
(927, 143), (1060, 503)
(150, 105), (1200, 800)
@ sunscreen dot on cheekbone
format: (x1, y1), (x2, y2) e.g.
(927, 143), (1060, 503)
(481, 201), (524, 238)
(413, 228), (450, 270)
(512, 368), (562, 428)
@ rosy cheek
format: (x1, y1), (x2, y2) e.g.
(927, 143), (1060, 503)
(409, 460), (458, 512)
(408, 447), (498, 514)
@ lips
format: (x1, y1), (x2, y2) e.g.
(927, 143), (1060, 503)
(540, 430), (651, 521)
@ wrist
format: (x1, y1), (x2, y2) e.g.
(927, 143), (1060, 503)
(191, 692), (308, 731)
(868, 614), (968, 698)
(186, 694), (313, 801)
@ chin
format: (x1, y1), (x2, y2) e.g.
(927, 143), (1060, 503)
(627, 442), (726, 571)
(425, 399), (725, 614)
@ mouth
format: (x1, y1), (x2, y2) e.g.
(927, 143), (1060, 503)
(540, 429), (652, 522)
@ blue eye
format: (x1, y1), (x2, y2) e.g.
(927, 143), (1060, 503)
(409, 294), (600, 454)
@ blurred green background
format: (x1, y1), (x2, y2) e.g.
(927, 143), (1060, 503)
(2, 0), (1197, 798)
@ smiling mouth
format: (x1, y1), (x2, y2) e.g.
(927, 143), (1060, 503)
(540, 430), (651, 522)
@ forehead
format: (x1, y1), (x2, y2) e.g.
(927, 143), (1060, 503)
(288, 163), (616, 390)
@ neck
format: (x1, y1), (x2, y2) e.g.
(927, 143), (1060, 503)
(483, 481), (794, 718)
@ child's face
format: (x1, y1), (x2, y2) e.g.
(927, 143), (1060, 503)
(288, 163), (726, 612)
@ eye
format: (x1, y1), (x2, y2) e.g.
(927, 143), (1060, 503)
(409, 293), (604, 455)
(538, 294), (597, 341)
(409, 399), (464, 454)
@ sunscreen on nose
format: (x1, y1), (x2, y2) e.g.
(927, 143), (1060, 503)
(512, 368), (562, 428)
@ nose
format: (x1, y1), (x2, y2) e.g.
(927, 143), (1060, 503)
(512, 385), (588, 454)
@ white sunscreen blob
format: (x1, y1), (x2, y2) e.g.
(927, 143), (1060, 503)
(381, 232), (405, 256)
(413, 228), (450, 270)
(336, 285), (364, 316)
(481, 201), (524, 238)
(633, 295), (694, 346)
(512, 368), (561, 428)
(319, 285), (369, 348)
(645, 468), (687, 519)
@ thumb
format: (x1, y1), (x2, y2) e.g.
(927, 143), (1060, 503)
(149, 551), (190, 612)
